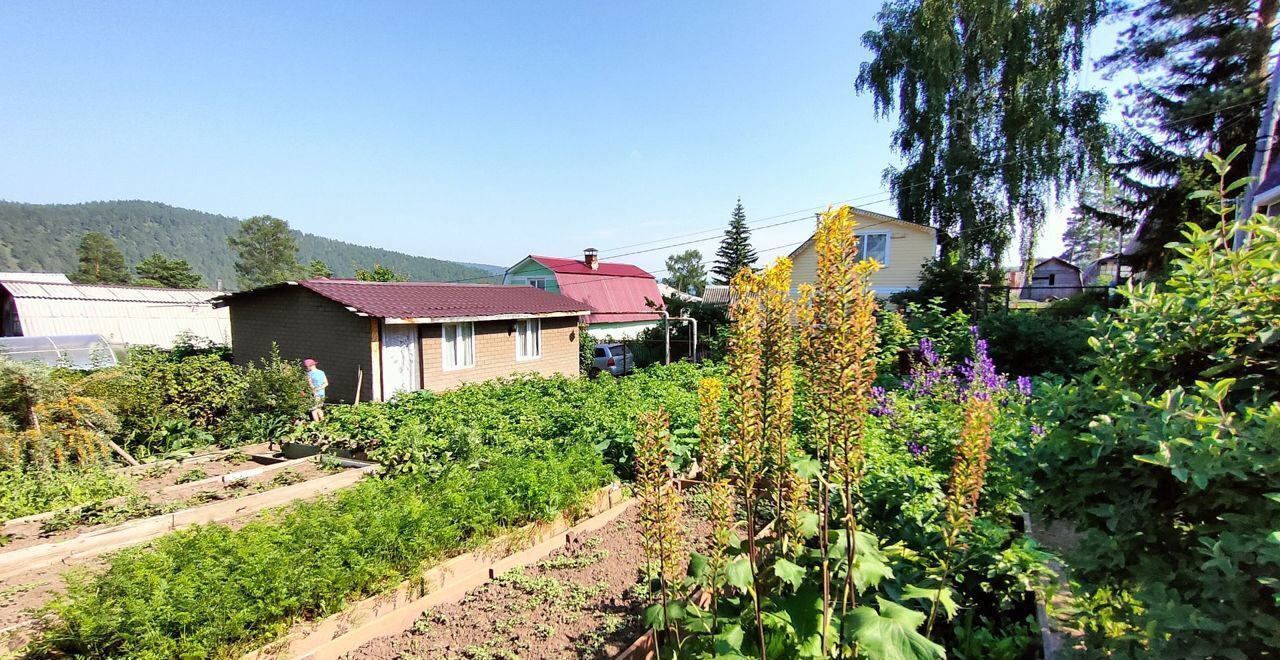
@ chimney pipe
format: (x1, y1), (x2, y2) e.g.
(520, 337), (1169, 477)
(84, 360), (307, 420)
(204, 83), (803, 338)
(584, 248), (599, 270)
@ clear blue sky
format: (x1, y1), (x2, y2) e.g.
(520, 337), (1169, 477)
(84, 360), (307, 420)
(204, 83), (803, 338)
(0, 2), (1121, 273)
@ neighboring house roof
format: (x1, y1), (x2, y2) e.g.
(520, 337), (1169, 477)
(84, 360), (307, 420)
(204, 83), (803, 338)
(701, 284), (732, 305)
(217, 279), (591, 323)
(786, 206), (936, 260)
(1032, 256), (1081, 272)
(525, 255), (653, 278)
(656, 282), (702, 303)
(509, 254), (664, 325)
(0, 272), (71, 284)
(0, 280), (228, 347)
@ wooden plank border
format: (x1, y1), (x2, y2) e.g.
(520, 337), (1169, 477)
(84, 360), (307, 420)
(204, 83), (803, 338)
(0, 464), (378, 582)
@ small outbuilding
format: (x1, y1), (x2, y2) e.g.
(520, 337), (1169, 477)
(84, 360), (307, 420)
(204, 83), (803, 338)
(1021, 257), (1083, 301)
(215, 279), (592, 402)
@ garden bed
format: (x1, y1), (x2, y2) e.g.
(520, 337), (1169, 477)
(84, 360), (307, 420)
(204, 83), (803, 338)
(0, 447), (356, 557)
(0, 455), (377, 642)
(350, 496), (712, 660)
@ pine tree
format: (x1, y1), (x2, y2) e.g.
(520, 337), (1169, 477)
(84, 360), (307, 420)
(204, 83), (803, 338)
(712, 198), (758, 285)
(135, 254), (203, 289)
(353, 263), (407, 282)
(306, 259), (333, 279)
(227, 215), (303, 290)
(71, 232), (132, 284)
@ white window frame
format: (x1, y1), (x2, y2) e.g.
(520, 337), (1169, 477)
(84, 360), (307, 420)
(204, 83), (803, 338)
(441, 322), (475, 370)
(525, 277), (549, 290)
(515, 318), (541, 360)
(856, 232), (890, 266)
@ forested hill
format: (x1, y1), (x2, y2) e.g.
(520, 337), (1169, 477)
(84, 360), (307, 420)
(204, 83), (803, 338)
(0, 200), (500, 287)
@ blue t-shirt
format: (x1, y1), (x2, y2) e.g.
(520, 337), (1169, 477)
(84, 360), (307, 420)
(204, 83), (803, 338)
(308, 368), (327, 398)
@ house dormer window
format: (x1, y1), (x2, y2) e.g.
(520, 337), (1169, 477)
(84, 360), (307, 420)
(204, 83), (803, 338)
(856, 233), (890, 265)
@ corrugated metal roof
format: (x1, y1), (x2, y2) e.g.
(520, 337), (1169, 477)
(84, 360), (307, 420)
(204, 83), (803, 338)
(701, 284), (732, 305)
(219, 279), (592, 321)
(0, 273), (72, 284)
(555, 273), (663, 324)
(1, 281), (229, 348)
(529, 255), (654, 278)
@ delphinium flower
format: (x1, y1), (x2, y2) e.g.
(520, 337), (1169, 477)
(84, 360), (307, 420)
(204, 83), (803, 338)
(906, 440), (928, 459)
(1015, 376), (1033, 398)
(1030, 424), (1046, 437)
(869, 386), (895, 417)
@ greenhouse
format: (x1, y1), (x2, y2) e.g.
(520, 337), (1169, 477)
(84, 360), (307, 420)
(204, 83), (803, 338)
(0, 334), (117, 369)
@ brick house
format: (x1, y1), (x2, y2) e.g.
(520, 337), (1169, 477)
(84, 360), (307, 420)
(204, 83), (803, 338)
(215, 280), (591, 402)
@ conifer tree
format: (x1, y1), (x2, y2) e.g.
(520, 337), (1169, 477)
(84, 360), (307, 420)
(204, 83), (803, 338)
(227, 215), (303, 290)
(712, 198), (758, 285)
(135, 254), (202, 289)
(71, 232), (132, 285)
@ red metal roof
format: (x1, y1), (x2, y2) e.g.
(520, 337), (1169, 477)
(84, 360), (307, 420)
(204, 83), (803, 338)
(529, 255), (654, 278)
(554, 273), (664, 324)
(223, 280), (591, 320)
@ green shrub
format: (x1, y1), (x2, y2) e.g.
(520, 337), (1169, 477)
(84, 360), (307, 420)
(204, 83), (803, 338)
(1029, 159), (1280, 656)
(976, 312), (1093, 377)
(889, 255), (1002, 314)
(219, 347), (312, 445)
(30, 444), (613, 659)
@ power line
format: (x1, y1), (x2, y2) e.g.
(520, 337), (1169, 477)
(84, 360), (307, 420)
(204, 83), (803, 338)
(424, 96), (1264, 288)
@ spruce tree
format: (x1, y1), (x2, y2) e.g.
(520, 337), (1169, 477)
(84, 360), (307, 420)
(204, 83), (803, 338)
(712, 198), (758, 284)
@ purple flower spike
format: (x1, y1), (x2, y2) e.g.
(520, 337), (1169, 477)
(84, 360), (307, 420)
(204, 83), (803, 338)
(1016, 376), (1032, 397)
(906, 440), (928, 458)
(919, 337), (939, 365)
(870, 386), (895, 416)
(1031, 424), (1046, 437)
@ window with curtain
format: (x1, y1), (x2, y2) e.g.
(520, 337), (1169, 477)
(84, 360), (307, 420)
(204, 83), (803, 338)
(516, 319), (541, 359)
(442, 322), (474, 369)
(857, 233), (889, 264)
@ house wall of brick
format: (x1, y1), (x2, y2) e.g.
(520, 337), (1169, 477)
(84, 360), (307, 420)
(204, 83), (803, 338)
(227, 286), (374, 403)
(418, 316), (580, 391)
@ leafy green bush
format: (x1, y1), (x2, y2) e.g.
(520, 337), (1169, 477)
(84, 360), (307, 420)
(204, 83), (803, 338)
(30, 444), (613, 659)
(889, 256), (1002, 314)
(976, 312), (1093, 377)
(1029, 159), (1280, 656)
(219, 347), (312, 444)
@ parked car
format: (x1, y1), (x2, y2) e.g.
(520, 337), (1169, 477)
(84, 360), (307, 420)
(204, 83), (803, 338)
(591, 343), (635, 377)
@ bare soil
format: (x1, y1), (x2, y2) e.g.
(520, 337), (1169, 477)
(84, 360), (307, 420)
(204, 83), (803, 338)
(351, 502), (712, 660)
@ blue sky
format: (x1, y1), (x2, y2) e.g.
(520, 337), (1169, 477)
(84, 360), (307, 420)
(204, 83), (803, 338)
(0, 2), (1123, 273)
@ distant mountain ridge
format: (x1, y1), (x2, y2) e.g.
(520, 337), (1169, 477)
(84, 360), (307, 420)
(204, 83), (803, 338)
(0, 200), (503, 288)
